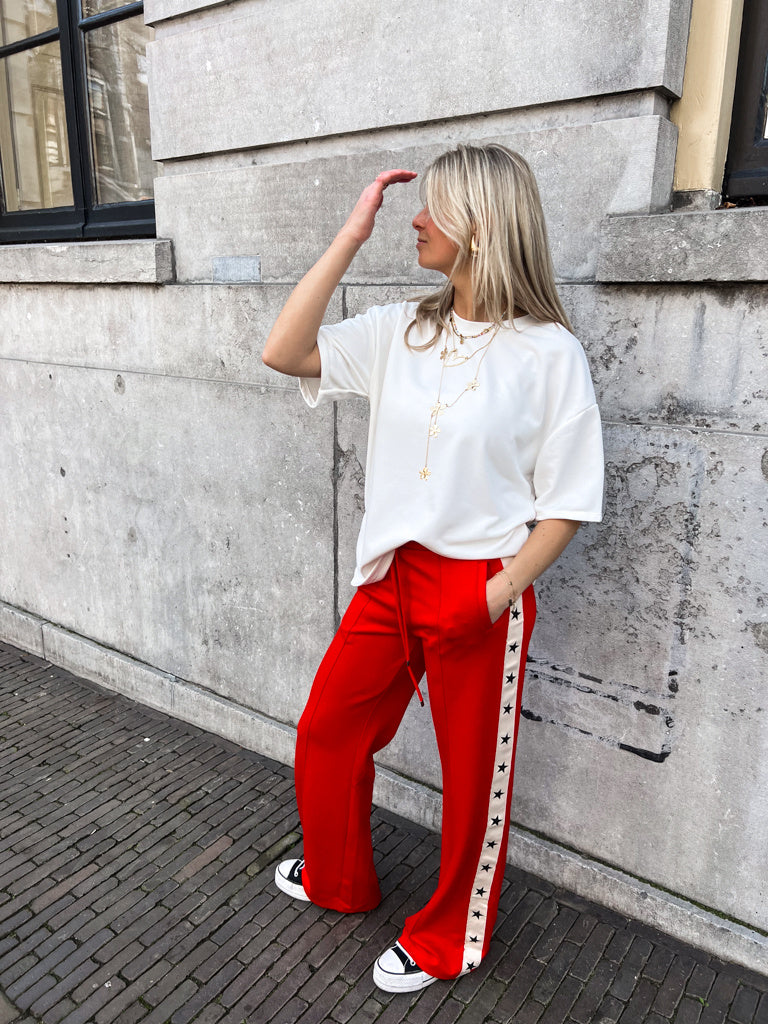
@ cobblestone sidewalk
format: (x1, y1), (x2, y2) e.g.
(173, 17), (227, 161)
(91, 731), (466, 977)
(0, 641), (766, 1024)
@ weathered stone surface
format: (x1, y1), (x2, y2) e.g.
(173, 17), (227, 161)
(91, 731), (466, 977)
(517, 424), (768, 933)
(147, 0), (689, 160)
(0, 239), (174, 284)
(0, 283), (341, 385)
(0, 360), (335, 725)
(563, 282), (768, 434)
(597, 207), (768, 282)
(155, 116), (677, 285)
(334, 397), (368, 614)
(212, 255), (261, 283)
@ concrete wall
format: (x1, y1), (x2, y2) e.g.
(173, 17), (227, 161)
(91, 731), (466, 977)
(3, 0), (767, 969)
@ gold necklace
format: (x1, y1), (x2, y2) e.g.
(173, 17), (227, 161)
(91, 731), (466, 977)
(441, 309), (496, 361)
(420, 324), (499, 480)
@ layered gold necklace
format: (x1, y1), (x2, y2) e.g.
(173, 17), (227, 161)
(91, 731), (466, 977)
(420, 312), (500, 480)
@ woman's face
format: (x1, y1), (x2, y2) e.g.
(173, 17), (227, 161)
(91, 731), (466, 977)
(412, 205), (460, 276)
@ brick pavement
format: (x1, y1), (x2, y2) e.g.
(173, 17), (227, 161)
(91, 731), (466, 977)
(0, 640), (766, 1024)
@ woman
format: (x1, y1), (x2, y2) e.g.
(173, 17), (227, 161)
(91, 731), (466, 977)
(262, 144), (604, 993)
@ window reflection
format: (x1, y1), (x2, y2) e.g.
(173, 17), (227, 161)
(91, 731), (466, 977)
(80, 0), (129, 19)
(0, 0), (58, 47)
(0, 42), (74, 211)
(85, 16), (155, 205)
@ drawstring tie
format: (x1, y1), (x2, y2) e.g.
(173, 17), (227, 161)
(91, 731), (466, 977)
(391, 554), (424, 707)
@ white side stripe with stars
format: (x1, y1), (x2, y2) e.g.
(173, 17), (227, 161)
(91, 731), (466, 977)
(461, 597), (525, 972)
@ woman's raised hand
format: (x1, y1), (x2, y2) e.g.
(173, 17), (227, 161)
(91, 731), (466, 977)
(263, 169), (415, 377)
(339, 170), (417, 247)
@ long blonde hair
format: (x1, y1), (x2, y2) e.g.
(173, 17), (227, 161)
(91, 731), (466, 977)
(405, 144), (572, 349)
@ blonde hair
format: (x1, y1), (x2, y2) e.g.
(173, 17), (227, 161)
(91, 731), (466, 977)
(405, 144), (572, 349)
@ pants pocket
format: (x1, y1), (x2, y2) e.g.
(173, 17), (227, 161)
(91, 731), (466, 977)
(479, 558), (506, 627)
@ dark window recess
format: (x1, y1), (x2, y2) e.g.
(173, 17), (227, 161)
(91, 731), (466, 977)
(0, 0), (156, 242)
(723, 0), (768, 202)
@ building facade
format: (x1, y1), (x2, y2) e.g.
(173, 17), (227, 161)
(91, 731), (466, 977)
(1, 0), (766, 971)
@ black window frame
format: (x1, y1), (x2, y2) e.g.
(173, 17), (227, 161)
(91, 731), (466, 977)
(0, 0), (155, 243)
(723, 0), (768, 201)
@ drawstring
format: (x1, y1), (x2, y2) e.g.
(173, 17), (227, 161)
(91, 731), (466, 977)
(391, 554), (424, 707)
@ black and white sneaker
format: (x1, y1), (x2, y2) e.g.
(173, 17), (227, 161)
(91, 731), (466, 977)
(373, 941), (437, 993)
(274, 859), (310, 901)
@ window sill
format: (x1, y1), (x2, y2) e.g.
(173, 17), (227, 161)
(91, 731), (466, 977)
(596, 207), (768, 283)
(0, 239), (174, 284)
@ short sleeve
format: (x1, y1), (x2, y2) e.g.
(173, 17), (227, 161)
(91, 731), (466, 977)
(299, 304), (391, 408)
(533, 403), (604, 522)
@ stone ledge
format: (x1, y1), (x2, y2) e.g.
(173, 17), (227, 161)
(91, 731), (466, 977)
(0, 600), (45, 656)
(148, 0), (688, 162)
(597, 207), (768, 282)
(0, 238), (175, 284)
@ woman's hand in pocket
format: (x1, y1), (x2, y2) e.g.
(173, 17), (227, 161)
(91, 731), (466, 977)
(486, 570), (515, 624)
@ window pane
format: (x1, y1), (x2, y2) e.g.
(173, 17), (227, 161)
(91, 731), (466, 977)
(80, 0), (132, 19)
(85, 16), (156, 205)
(0, 0), (58, 47)
(0, 41), (74, 212)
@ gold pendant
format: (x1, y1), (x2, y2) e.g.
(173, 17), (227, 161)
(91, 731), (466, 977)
(419, 467), (431, 480)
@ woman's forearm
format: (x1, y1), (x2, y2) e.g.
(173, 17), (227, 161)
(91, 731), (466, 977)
(261, 231), (361, 377)
(487, 518), (581, 620)
(262, 169), (417, 379)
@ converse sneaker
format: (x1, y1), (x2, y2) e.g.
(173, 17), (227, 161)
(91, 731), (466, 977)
(373, 941), (437, 993)
(274, 858), (310, 901)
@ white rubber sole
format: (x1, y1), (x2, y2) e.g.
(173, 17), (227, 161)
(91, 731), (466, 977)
(274, 860), (311, 902)
(372, 943), (438, 993)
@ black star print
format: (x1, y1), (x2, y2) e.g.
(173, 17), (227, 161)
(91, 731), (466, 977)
(494, 790), (503, 799)
(498, 762), (507, 773)
(467, 961), (476, 971)
(508, 641), (519, 652)
(506, 672), (516, 684)
(470, 935), (479, 942)
(481, 865), (491, 873)
(472, 910), (482, 918)
(491, 816), (501, 825)
(486, 840), (497, 849)
(511, 606), (520, 619)
(503, 704), (512, 714)
(501, 734), (510, 745)
(475, 887), (486, 896)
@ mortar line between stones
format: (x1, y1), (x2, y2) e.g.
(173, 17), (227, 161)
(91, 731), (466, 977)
(332, 286), (348, 632)
(600, 418), (767, 439)
(0, 355), (303, 390)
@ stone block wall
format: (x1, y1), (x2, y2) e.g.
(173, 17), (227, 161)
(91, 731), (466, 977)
(2, 0), (767, 968)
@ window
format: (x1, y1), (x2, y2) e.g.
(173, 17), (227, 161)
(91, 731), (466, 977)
(0, 0), (157, 242)
(723, 0), (768, 202)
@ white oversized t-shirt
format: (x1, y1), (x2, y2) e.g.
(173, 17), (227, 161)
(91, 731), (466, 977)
(300, 302), (603, 586)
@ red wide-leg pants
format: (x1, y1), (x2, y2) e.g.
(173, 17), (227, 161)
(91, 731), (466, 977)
(294, 542), (536, 980)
